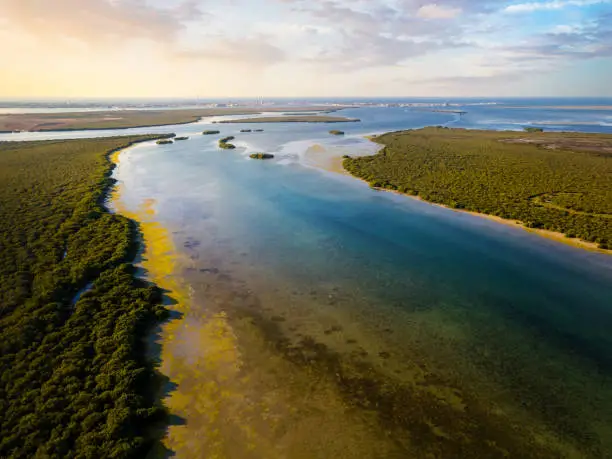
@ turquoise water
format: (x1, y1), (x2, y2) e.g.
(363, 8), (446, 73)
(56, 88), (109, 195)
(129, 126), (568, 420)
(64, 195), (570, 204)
(3, 102), (612, 457)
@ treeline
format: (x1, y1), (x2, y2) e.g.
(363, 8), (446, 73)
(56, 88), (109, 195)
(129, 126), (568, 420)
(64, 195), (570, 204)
(344, 127), (612, 249)
(0, 135), (172, 458)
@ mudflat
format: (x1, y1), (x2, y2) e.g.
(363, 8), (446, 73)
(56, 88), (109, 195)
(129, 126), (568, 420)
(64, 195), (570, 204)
(0, 107), (350, 132)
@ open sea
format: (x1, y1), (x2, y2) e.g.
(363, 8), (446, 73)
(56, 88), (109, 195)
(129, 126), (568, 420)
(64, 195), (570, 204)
(2, 98), (612, 458)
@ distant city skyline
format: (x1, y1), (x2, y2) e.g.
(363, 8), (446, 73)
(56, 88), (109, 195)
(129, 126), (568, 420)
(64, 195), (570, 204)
(2, 0), (611, 98)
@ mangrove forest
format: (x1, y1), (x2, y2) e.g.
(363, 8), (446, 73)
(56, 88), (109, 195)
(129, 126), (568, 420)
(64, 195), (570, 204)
(344, 127), (612, 249)
(0, 135), (172, 458)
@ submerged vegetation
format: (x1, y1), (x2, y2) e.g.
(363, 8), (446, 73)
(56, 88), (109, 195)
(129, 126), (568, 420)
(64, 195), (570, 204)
(344, 127), (612, 249)
(249, 153), (274, 160)
(0, 135), (172, 457)
(202, 130), (220, 135)
(219, 136), (236, 150)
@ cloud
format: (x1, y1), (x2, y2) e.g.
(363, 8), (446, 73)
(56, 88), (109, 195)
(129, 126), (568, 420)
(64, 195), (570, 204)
(0, 0), (287, 69)
(177, 36), (286, 65)
(0, 0), (193, 45)
(2, 0), (611, 96)
(279, 0), (475, 69)
(416, 4), (463, 19)
(504, 0), (611, 13)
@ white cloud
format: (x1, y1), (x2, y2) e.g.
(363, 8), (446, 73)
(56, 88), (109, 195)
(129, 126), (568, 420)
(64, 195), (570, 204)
(550, 24), (582, 33)
(504, 0), (610, 13)
(416, 3), (463, 19)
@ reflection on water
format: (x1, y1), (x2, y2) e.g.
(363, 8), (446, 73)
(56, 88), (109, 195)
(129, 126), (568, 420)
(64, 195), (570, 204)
(107, 109), (612, 458)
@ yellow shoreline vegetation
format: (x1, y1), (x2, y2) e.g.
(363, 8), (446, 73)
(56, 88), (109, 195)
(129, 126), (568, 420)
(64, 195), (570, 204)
(111, 150), (252, 458)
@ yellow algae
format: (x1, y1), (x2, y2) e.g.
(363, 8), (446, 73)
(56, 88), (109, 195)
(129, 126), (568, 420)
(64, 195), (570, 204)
(111, 146), (267, 458)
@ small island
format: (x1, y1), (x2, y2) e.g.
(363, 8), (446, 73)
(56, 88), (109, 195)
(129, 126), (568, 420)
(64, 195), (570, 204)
(249, 153), (274, 160)
(219, 136), (237, 150)
(240, 129), (253, 133)
(254, 129), (264, 132)
(156, 139), (174, 145)
(174, 136), (189, 141)
(202, 130), (221, 135)
(329, 130), (345, 136)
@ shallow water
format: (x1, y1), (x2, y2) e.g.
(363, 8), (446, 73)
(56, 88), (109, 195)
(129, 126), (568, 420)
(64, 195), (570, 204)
(4, 101), (612, 457)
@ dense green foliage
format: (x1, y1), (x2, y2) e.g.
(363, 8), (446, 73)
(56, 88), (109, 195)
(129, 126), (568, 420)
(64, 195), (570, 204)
(202, 130), (220, 135)
(156, 139), (173, 145)
(525, 127), (544, 133)
(249, 153), (274, 160)
(0, 135), (171, 458)
(329, 130), (345, 135)
(219, 136), (236, 150)
(344, 127), (612, 249)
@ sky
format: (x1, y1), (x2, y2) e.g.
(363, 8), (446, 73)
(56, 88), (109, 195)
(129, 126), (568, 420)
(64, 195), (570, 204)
(1, 0), (611, 98)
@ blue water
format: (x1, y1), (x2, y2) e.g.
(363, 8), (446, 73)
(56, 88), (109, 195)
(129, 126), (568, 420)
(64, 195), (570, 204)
(3, 99), (612, 457)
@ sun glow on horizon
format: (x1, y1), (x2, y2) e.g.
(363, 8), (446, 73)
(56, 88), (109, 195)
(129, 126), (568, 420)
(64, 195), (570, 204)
(1, 0), (611, 98)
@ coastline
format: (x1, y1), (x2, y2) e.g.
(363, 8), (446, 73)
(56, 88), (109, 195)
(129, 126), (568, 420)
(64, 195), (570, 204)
(40, 117), (206, 132)
(110, 145), (190, 456)
(354, 176), (608, 254)
(110, 142), (256, 458)
(0, 106), (355, 133)
(309, 137), (609, 255)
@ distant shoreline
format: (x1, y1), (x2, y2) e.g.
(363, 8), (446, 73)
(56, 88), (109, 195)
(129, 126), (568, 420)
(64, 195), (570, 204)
(502, 105), (612, 111)
(0, 106), (355, 133)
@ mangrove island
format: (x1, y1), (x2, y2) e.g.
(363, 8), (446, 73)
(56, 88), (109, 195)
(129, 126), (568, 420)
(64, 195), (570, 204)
(219, 136), (237, 150)
(344, 127), (612, 250)
(249, 153), (274, 160)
